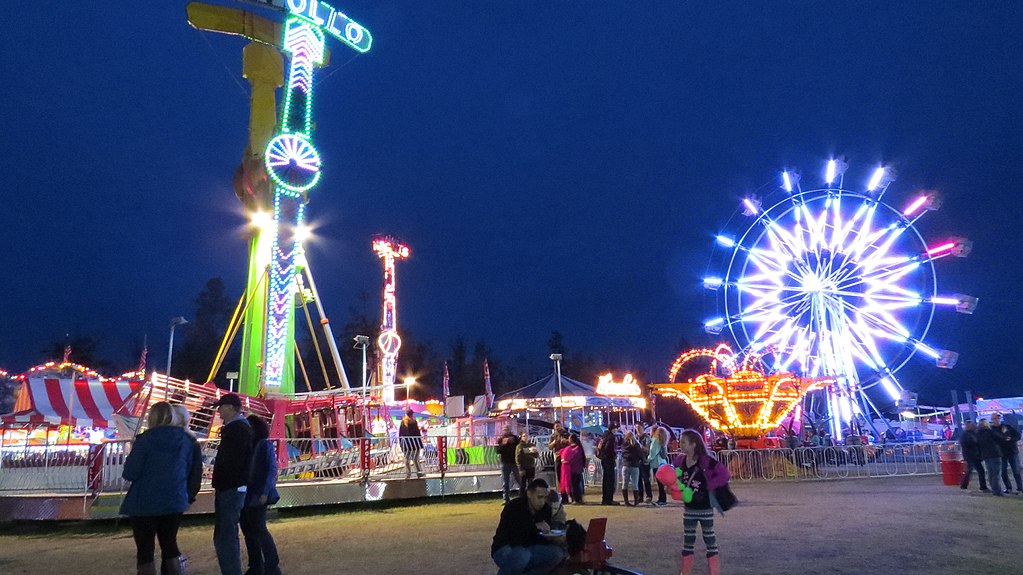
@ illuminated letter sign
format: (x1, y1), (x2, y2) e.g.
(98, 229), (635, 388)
(596, 373), (642, 397)
(289, 0), (372, 53)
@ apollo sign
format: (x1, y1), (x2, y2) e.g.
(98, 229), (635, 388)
(286, 0), (372, 53)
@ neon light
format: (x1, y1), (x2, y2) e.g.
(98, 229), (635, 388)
(866, 167), (886, 191)
(595, 373), (642, 397)
(703, 277), (723, 290)
(926, 242), (955, 256)
(374, 236), (410, 403)
(654, 344), (833, 437)
(261, 8), (372, 391)
(705, 157), (971, 423)
(288, 0), (372, 53)
(742, 198), (759, 215)
(902, 195), (928, 217)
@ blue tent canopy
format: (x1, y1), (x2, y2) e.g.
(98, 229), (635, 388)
(496, 373), (596, 401)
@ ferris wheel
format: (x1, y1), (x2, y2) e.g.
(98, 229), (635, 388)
(702, 158), (977, 437)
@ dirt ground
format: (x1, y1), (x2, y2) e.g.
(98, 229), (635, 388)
(1, 476), (1020, 575)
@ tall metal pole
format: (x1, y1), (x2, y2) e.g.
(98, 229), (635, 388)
(550, 354), (564, 425)
(166, 317), (188, 399)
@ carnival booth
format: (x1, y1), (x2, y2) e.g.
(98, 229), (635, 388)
(491, 372), (647, 431)
(1, 362), (145, 444)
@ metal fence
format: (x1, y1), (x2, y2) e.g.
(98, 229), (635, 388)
(0, 435), (983, 496)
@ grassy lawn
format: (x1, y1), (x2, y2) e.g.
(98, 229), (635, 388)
(1, 475), (1020, 574)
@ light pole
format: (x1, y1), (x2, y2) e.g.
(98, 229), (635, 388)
(353, 335), (370, 397)
(166, 316), (188, 399)
(404, 377), (415, 408)
(550, 353), (563, 425)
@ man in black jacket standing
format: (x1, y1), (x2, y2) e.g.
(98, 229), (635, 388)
(991, 413), (1022, 494)
(597, 424), (620, 505)
(211, 394), (254, 575)
(491, 479), (565, 575)
(958, 420), (988, 491)
(496, 426), (521, 504)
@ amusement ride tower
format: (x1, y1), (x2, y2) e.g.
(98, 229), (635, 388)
(190, 0), (372, 396)
(373, 237), (410, 404)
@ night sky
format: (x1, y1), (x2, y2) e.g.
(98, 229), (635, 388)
(1, 2), (1021, 402)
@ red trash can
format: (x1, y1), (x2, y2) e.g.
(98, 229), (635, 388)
(939, 448), (965, 486)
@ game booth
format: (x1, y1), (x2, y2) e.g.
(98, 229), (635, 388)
(490, 372), (647, 431)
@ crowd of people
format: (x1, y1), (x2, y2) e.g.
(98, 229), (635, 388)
(957, 413), (1022, 496)
(490, 425), (732, 575)
(120, 394), (281, 575)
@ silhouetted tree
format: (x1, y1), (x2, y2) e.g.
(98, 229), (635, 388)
(174, 278), (234, 382)
(42, 335), (112, 372)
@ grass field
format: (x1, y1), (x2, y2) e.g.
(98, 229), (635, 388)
(1, 475), (1020, 574)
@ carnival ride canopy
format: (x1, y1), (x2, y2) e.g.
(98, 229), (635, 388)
(0, 364), (143, 428)
(498, 373), (598, 401)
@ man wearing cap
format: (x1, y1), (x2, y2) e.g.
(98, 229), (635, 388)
(211, 394), (254, 575)
(991, 413), (1022, 494)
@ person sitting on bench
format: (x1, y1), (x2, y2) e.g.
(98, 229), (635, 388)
(491, 478), (567, 575)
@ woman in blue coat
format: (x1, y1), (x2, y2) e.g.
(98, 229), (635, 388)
(240, 415), (281, 575)
(121, 401), (202, 575)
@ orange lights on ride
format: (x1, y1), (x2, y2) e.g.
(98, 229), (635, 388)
(654, 344), (833, 437)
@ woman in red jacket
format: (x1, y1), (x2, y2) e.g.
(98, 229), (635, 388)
(559, 434), (586, 504)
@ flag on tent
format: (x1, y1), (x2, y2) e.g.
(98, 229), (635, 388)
(484, 358), (494, 409)
(63, 345), (72, 364)
(442, 362), (450, 398)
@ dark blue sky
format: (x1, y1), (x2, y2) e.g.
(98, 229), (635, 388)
(1, 2), (1021, 400)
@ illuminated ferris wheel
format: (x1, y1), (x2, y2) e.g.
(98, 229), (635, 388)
(702, 158), (977, 436)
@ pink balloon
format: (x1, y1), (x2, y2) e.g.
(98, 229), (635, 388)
(655, 464), (682, 501)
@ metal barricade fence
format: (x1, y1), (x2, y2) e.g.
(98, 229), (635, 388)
(5, 436), (1017, 497)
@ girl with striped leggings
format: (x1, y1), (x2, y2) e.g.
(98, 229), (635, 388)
(673, 430), (730, 575)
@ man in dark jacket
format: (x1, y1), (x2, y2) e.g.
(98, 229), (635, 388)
(958, 420), (988, 491)
(991, 413), (1022, 494)
(597, 424), (620, 505)
(211, 394), (254, 575)
(398, 410), (425, 479)
(977, 419), (1004, 497)
(491, 478), (565, 575)
(497, 426), (521, 503)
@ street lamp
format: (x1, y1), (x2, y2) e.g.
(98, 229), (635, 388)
(166, 316), (188, 399)
(404, 377), (415, 408)
(550, 353), (563, 424)
(353, 335), (370, 397)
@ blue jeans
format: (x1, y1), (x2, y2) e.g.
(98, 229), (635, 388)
(1001, 452), (1022, 492)
(214, 489), (246, 575)
(501, 463), (521, 502)
(492, 543), (565, 575)
(622, 466), (640, 491)
(240, 505), (280, 575)
(984, 458), (1004, 496)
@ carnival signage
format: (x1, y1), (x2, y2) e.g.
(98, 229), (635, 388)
(287, 0), (372, 52)
(595, 373), (642, 397)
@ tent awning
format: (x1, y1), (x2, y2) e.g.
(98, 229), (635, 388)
(1, 375), (143, 428)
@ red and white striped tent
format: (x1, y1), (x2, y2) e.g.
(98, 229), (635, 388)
(0, 362), (144, 428)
